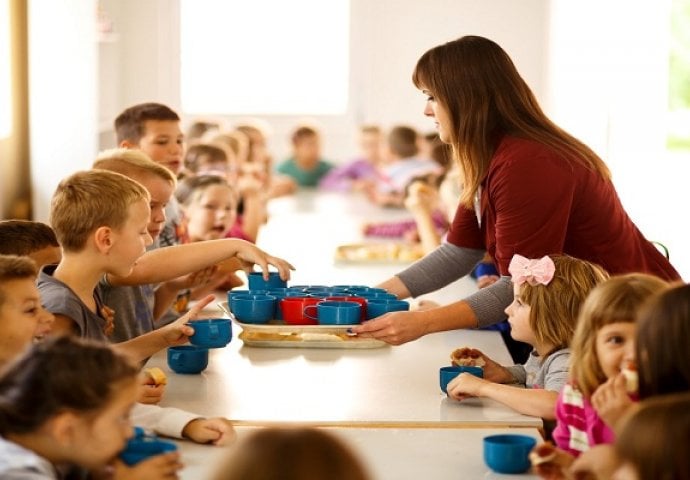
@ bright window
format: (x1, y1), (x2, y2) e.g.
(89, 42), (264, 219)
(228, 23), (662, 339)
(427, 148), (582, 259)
(668, 0), (690, 151)
(0, 0), (11, 138)
(180, 0), (350, 115)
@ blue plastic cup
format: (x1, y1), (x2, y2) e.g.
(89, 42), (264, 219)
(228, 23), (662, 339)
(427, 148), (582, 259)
(120, 427), (178, 465)
(304, 300), (361, 325)
(365, 298), (410, 319)
(439, 365), (484, 394)
(167, 345), (209, 374)
(230, 294), (276, 324)
(483, 434), (536, 474)
(189, 318), (232, 348)
(247, 271), (287, 290)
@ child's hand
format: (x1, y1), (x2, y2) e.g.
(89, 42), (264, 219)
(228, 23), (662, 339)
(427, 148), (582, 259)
(447, 372), (488, 401)
(158, 295), (215, 347)
(451, 348), (512, 384)
(530, 443), (575, 480)
(182, 417), (236, 446)
(109, 452), (183, 480)
(568, 444), (618, 480)
(137, 376), (165, 405)
(591, 374), (636, 431)
(233, 243), (295, 281)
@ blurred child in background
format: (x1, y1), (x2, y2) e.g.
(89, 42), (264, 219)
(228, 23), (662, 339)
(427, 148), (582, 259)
(447, 255), (608, 419)
(212, 427), (370, 480)
(276, 125), (334, 189)
(319, 125), (384, 192)
(182, 143), (232, 179)
(186, 119), (221, 144)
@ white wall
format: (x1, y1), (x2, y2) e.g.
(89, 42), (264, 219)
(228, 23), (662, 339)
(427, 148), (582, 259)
(29, 0), (98, 222)
(97, 0), (550, 163)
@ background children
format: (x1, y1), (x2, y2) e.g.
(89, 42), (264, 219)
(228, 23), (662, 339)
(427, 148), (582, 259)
(553, 274), (668, 455)
(0, 220), (61, 268)
(276, 125), (334, 189)
(319, 124), (384, 192)
(447, 254), (608, 419)
(182, 143), (232, 179)
(0, 335), (182, 479)
(212, 427), (371, 480)
(0, 255), (54, 365)
(186, 119), (221, 144)
(613, 392), (690, 480)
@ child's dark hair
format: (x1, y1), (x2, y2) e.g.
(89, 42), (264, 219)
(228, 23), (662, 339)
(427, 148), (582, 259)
(0, 220), (59, 256)
(184, 144), (228, 173)
(388, 125), (419, 158)
(637, 283), (690, 399)
(0, 335), (138, 435)
(213, 427), (370, 480)
(616, 392), (690, 480)
(291, 125), (318, 144)
(114, 102), (180, 144)
(175, 174), (235, 206)
(187, 120), (220, 143)
(0, 254), (38, 310)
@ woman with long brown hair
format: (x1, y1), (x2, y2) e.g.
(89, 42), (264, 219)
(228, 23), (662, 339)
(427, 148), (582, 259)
(352, 35), (679, 346)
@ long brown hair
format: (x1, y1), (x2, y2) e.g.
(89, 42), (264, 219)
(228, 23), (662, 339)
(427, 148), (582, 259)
(412, 35), (610, 208)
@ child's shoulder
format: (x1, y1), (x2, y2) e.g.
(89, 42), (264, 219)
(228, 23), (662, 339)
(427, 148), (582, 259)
(0, 435), (55, 478)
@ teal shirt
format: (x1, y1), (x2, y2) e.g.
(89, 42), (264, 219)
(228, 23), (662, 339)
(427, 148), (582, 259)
(276, 158), (333, 187)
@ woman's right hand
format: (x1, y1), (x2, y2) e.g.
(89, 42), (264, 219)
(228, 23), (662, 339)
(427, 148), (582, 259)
(350, 310), (428, 345)
(110, 452), (183, 480)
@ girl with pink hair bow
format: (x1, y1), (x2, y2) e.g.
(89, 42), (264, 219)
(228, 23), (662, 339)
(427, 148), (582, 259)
(446, 254), (608, 420)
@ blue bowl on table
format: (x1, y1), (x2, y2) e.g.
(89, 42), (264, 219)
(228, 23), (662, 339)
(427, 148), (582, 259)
(439, 365), (484, 394)
(483, 434), (536, 474)
(120, 427), (178, 466)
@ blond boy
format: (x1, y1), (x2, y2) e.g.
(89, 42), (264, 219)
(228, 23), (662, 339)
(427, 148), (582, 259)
(38, 169), (292, 363)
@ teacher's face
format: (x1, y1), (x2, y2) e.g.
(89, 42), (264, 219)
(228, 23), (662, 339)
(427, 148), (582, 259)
(422, 89), (451, 143)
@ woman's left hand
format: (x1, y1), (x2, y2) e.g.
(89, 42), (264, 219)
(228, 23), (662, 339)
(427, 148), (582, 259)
(350, 310), (428, 345)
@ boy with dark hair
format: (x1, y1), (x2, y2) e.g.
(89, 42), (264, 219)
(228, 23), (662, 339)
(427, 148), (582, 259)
(0, 220), (61, 267)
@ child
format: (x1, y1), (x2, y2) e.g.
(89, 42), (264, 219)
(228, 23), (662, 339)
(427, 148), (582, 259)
(319, 124), (384, 192)
(0, 220), (62, 267)
(276, 125), (334, 188)
(0, 255), (54, 364)
(38, 169), (293, 363)
(0, 335), (182, 479)
(446, 254), (608, 419)
(176, 175), (244, 294)
(212, 427), (371, 480)
(186, 119), (221, 144)
(366, 125), (442, 207)
(613, 393), (690, 480)
(114, 102), (185, 249)
(553, 274), (668, 455)
(182, 143), (232, 179)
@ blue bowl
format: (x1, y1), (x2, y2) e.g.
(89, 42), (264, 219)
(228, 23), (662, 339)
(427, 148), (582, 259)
(167, 345), (209, 374)
(439, 365), (484, 394)
(230, 294), (276, 324)
(189, 318), (232, 348)
(120, 431), (178, 466)
(483, 434), (536, 474)
(247, 271), (287, 290)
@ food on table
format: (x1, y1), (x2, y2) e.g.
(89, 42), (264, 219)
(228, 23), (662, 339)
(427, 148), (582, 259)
(528, 442), (557, 466)
(450, 347), (486, 367)
(335, 243), (424, 262)
(144, 367), (168, 386)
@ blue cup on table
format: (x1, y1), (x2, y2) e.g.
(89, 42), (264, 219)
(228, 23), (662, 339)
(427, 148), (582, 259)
(227, 289), (266, 304)
(483, 434), (536, 474)
(439, 365), (484, 394)
(266, 288), (289, 320)
(365, 298), (410, 319)
(230, 294), (276, 324)
(189, 318), (232, 348)
(120, 427), (178, 466)
(355, 292), (398, 301)
(247, 271), (287, 290)
(304, 300), (361, 325)
(167, 345), (209, 374)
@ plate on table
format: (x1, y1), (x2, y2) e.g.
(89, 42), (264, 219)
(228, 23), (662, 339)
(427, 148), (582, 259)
(217, 302), (387, 349)
(334, 242), (424, 264)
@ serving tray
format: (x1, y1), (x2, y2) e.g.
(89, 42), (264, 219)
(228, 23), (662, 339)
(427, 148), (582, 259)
(218, 302), (387, 349)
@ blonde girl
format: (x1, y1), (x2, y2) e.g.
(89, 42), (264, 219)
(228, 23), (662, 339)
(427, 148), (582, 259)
(0, 335), (181, 479)
(447, 254), (608, 419)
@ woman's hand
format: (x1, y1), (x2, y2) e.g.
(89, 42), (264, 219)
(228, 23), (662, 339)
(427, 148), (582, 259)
(350, 310), (428, 345)
(182, 417), (236, 446)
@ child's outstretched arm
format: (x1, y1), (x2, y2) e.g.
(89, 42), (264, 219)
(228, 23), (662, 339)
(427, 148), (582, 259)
(182, 417), (235, 446)
(113, 295), (214, 363)
(447, 373), (559, 419)
(107, 239), (295, 287)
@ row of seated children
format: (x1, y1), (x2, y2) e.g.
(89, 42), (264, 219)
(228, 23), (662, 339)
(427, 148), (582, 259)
(0, 255), (370, 479)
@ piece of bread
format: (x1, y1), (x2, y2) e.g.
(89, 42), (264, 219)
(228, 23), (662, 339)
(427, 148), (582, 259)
(144, 367), (168, 386)
(529, 443), (557, 466)
(450, 347), (486, 367)
(621, 362), (638, 394)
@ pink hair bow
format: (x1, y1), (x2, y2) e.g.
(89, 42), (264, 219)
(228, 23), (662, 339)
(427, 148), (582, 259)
(508, 254), (555, 286)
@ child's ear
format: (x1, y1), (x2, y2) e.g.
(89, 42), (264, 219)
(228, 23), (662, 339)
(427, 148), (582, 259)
(119, 140), (136, 149)
(47, 411), (81, 446)
(94, 226), (114, 253)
